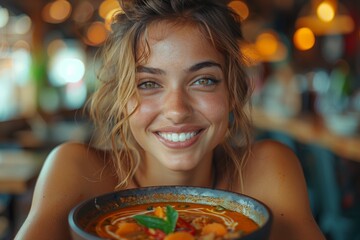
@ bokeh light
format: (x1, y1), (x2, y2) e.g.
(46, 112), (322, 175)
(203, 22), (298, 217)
(293, 27), (315, 51)
(99, 0), (121, 19)
(48, 43), (86, 86)
(313, 70), (330, 94)
(0, 77), (17, 120)
(0, 6), (9, 28)
(228, 1), (250, 20)
(316, 2), (335, 22)
(50, 0), (72, 22)
(14, 15), (32, 35)
(50, 57), (85, 86)
(86, 21), (108, 46)
(255, 32), (279, 57)
(42, 0), (72, 24)
(11, 48), (32, 85)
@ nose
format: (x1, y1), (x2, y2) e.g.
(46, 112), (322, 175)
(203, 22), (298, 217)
(163, 89), (192, 123)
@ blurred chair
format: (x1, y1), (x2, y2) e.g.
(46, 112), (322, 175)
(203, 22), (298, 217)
(295, 143), (360, 240)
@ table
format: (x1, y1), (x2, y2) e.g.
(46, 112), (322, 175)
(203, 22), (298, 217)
(252, 108), (360, 162)
(0, 150), (46, 238)
(0, 150), (45, 194)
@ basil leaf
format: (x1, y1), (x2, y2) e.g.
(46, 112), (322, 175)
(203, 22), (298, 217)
(133, 205), (179, 234)
(166, 205), (178, 233)
(133, 215), (170, 233)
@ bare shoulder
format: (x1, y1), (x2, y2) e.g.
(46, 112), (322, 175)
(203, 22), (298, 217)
(15, 142), (117, 240)
(35, 142), (116, 196)
(242, 139), (325, 240)
(243, 140), (299, 194)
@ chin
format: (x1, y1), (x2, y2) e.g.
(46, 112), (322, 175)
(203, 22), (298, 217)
(161, 159), (200, 172)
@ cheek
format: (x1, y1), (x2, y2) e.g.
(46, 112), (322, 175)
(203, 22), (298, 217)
(126, 98), (137, 114)
(197, 93), (230, 123)
(128, 98), (159, 129)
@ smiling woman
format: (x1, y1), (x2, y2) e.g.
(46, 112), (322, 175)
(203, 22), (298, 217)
(126, 22), (230, 176)
(89, 1), (250, 191)
(15, 1), (325, 240)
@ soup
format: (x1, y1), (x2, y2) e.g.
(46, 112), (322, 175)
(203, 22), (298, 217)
(86, 202), (259, 240)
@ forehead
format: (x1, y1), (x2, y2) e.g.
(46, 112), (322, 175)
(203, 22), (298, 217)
(136, 20), (223, 65)
(147, 20), (204, 42)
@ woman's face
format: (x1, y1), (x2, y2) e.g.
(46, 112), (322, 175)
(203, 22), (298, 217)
(127, 22), (230, 172)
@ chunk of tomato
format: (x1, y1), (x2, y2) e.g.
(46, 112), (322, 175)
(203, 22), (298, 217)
(175, 217), (196, 235)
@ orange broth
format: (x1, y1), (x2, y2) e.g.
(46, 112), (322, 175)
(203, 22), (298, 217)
(87, 202), (259, 239)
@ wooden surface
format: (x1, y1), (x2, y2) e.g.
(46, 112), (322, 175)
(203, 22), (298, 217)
(0, 150), (45, 194)
(252, 108), (360, 162)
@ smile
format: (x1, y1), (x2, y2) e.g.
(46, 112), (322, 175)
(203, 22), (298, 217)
(157, 131), (199, 142)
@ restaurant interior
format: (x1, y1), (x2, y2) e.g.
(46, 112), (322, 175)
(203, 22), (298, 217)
(0, 0), (359, 239)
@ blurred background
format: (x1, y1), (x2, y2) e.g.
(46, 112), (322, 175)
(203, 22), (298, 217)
(0, 0), (359, 239)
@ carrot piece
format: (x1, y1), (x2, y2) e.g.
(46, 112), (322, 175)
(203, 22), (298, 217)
(164, 231), (195, 240)
(154, 206), (165, 218)
(115, 222), (141, 237)
(201, 222), (228, 236)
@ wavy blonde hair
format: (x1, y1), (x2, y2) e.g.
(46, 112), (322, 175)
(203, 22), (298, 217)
(89, 0), (253, 191)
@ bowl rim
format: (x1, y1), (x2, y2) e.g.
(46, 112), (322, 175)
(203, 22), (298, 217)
(68, 185), (273, 240)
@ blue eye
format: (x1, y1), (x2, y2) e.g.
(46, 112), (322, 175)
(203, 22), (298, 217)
(138, 81), (161, 89)
(193, 78), (220, 86)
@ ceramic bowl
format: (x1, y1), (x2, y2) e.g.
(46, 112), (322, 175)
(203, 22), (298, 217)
(69, 186), (272, 240)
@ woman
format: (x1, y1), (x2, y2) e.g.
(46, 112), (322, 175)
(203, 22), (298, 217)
(16, 0), (325, 239)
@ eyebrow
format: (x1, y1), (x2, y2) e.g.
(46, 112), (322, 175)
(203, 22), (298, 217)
(136, 61), (222, 75)
(188, 61), (222, 72)
(136, 65), (165, 75)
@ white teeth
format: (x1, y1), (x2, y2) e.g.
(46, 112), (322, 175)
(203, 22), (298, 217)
(159, 132), (197, 142)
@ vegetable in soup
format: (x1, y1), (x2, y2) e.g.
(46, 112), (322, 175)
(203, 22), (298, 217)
(88, 202), (259, 240)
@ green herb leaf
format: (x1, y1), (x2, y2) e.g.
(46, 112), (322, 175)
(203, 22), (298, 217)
(166, 205), (178, 233)
(133, 205), (179, 234)
(133, 215), (169, 233)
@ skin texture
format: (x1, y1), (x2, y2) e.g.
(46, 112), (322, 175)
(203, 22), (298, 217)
(15, 23), (325, 240)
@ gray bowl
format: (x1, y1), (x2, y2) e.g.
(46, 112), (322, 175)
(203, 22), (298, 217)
(69, 186), (272, 240)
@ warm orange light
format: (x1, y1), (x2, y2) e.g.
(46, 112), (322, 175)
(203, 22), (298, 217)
(99, 0), (121, 19)
(228, 1), (249, 20)
(86, 22), (108, 46)
(50, 0), (72, 22)
(296, 0), (354, 35)
(293, 27), (315, 50)
(43, 0), (72, 23)
(255, 32), (278, 56)
(316, 2), (335, 22)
